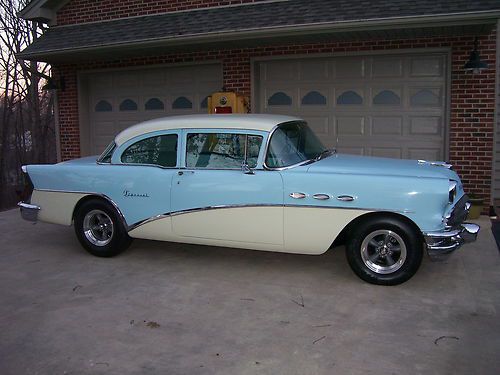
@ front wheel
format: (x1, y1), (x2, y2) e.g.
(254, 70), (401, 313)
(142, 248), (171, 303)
(74, 198), (132, 257)
(346, 217), (423, 285)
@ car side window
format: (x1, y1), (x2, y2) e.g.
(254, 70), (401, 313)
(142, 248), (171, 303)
(121, 134), (177, 167)
(186, 133), (262, 169)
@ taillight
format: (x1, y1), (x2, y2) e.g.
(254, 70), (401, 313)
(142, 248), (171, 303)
(19, 166), (34, 203)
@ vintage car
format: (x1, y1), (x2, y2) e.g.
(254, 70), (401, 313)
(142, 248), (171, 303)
(18, 114), (479, 285)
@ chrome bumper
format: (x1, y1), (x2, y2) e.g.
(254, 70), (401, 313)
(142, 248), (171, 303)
(18, 202), (40, 222)
(423, 223), (480, 260)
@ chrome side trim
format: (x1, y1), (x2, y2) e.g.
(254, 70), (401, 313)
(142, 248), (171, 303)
(128, 204), (415, 231)
(129, 213), (172, 231)
(337, 195), (355, 202)
(170, 203), (282, 217)
(34, 189), (414, 231)
(290, 192), (306, 199)
(313, 194), (330, 200)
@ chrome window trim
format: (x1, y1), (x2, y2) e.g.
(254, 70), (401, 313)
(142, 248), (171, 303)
(184, 132), (263, 170)
(113, 162), (179, 170)
(97, 141), (116, 163)
(120, 133), (179, 169)
(262, 121), (321, 171)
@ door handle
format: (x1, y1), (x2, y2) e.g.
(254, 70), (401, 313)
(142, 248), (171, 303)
(337, 195), (355, 202)
(178, 170), (195, 176)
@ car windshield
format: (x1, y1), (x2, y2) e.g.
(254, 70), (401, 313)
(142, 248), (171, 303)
(265, 121), (328, 168)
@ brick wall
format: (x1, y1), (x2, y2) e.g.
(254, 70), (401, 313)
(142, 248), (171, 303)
(54, 30), (496, 204)
(57, 0), (268, 25)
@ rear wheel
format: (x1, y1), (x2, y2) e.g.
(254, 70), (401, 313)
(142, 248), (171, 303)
(74, 198), (132, 257)
(346, 217), (423, 285)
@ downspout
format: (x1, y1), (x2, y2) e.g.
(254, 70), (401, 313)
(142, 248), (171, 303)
(492, 19), (500, 211)
(54, 90), (61, 162)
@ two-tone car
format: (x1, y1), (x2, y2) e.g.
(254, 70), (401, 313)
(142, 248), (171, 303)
(18, 114), (479, 285)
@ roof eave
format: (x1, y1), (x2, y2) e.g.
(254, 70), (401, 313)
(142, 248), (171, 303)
(17, 10), (500, 62)
(18, 0), (69, 24)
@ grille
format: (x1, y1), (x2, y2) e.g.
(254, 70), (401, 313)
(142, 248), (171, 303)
(447, 194), (470, 227)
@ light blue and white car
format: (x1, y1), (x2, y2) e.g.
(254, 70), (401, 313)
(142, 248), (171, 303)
(19, 114), (479, 285)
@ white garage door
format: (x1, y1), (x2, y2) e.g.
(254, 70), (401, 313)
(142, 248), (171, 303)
(257, 53), (447, 160)
(87, 64), (223, 154)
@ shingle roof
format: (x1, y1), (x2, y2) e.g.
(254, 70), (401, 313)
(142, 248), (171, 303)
(19, 0), (500, 61)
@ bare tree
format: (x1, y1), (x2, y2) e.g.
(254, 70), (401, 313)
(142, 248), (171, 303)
(0, 0), (55, 209)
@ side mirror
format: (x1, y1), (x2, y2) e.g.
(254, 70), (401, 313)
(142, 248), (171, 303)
(241, 162), (254, 175)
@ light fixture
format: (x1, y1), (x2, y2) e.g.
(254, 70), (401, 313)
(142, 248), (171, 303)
(41, 76), (65, 91)
(464, 37), (488, 73)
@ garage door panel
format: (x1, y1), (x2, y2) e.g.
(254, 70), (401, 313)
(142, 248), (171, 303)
(410, 117), (443, 136)
(114, 73), (140, 89)
(303, 116), (330, 136)
(371, 147), (403, 159)
(410, 56), (444, 77)
(409, 87), (443, 107)
(335, 88), (365, 107)
(371, 57), (403, 78)
(337, 146), (365, 155)
(335, 58), (365, 78)
(371, 117), (403, 135)
(298, 59), (330, 81)
(298, 86), (330, 108)
(263, 61), (296, 81)
(258, 53), (446, 161)
(408, 148), (442, 161)
(264, 88), (296, 110)
(336, 116), (365, 136)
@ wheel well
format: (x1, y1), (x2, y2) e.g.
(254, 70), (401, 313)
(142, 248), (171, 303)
(332, 211), (423, 247)
(72, 195), (113, 223)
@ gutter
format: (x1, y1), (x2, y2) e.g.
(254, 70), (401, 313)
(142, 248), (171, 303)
(17, 9), (500, 60)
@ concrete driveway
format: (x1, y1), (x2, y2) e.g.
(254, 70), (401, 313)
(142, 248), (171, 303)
(0, 208), (499, 375)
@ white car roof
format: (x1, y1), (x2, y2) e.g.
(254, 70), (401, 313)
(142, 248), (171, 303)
(114, 114), (302, 146)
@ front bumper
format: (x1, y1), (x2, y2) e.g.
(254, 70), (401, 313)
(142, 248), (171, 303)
(18, 202), (40, 222)
(423, 223), (480, 259)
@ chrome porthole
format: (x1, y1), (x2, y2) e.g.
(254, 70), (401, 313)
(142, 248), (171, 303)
(83, 209), (114, 246)
(360, 230), (407, 274)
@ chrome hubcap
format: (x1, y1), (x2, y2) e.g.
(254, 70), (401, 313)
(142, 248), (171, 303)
(83, 209), (114, 246)
(361, 230), (407, 274)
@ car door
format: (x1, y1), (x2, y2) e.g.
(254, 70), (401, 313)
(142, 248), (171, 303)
(171, 130), (284, 246)
(110, 130), (180, 227)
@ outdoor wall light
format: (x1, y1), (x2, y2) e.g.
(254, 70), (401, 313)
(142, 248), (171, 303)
(41, 76), (65, 91)
(464, 37), (488, 73)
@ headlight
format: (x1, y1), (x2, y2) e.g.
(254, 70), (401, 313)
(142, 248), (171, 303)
(448, 180), (457, 203)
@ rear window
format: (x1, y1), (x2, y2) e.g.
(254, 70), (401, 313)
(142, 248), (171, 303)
(121, 134), (178, 167)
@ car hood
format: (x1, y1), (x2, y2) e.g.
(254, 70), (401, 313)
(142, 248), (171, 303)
(307, 153), (459, 180)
